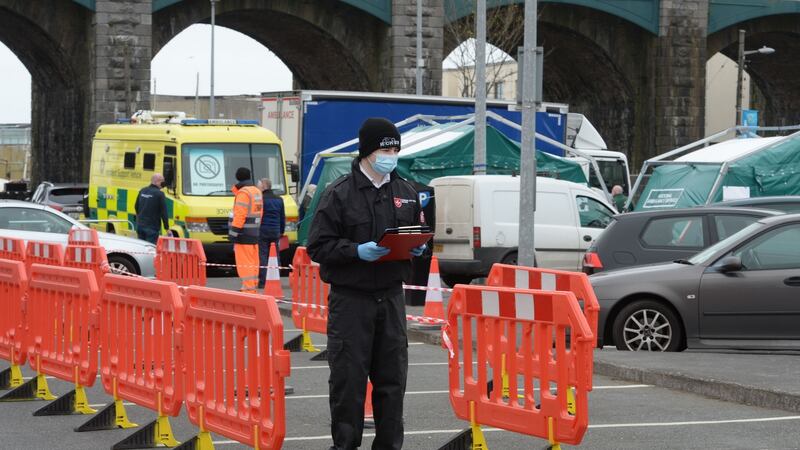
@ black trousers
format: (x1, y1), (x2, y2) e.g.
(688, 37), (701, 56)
(327, 287), (408, 450)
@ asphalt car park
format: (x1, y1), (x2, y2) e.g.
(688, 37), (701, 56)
(2, 313), (800, 449)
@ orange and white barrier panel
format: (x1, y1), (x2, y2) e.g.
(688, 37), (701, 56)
(442, 285), (594, 448)
(68, 227), (101, 246)
(65, 245), (110, 288)
(0, 236), (25, 261)
(0, 259), (28, 390)
(182, 286), (290, 450)
(155, 236), (207, 286)
(25, 241), (64, 272)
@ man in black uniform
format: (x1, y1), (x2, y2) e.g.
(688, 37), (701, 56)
(134, 173), (169, 243)
(308, 118), (425, 450)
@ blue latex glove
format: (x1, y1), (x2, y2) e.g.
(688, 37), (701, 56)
(357, 241), (390, 261)
(410, 243), (427, 257)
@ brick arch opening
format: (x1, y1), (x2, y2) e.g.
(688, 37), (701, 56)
(709, 14), (800, 128)
(0, 1), (92, 182)
(154, 0), (388, 91)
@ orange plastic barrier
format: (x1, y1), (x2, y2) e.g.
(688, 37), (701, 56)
(0, 259), (28, 387)
(155, 237), (207, 286)
(182, 286), (290, 449)
(486, 264), (599, 340)
(26, 264), (99, 388)
(68, 227), (100, 246)
(290, 247), (329, 335)
(443, 285), (593, 446)
(0, 236), (25, 261)
(65, 245), (109, 288)
(25, 241), (64, 272)
(100, 274), (185, 414)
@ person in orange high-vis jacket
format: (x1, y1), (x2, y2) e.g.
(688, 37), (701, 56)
(228, 167), (263, 293)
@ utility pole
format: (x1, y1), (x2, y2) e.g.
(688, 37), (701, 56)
(416, 0), (423, 95)
(735, 29), (745, 128)
(210, 0), (217, 119)
(518, 0), (538, 267)
(194, 72), (200, 117)
(473, 0), (487, 175)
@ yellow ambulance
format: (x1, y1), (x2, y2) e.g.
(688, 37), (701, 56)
(87, 111), (299, 262)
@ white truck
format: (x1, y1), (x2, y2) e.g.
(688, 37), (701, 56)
(564, 113), (632, 197)
(432, 175), (617, 286)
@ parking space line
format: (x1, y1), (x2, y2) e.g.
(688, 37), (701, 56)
(285, 384), (651, 400)
(213, 416), (800, 444)
(292, 362), (449, 370)
(88, 402), (134, 408)
(589, 415), (800, 429)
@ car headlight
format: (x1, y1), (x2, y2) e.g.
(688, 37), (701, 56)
(185, 217), (211, 233)
(285, 221), (298, 232)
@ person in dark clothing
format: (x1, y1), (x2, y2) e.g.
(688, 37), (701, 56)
(308, 118), (425, 450)
(134, 173), (169, 244)
(257, 178), (286, 289)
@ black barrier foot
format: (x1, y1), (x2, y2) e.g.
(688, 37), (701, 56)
(283, 334), (304, 352)
(75, 400), (138, 432)
(33, 389), (75, 416)
(111, 416), (180, 449)
(0, 366), (23, 390)
(0, 377), (39, 402)
(310, 349), (328, 361)
(437, 428), (472, 450)
(174, 431), (213, 450)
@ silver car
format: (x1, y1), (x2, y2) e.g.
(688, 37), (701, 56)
(591, 213), (800, 352)
(0, 200), (156, 277)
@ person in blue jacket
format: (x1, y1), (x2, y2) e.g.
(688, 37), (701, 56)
(257, 178), (285, 289)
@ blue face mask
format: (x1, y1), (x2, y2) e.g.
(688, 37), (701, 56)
(371, 154), (398, 175)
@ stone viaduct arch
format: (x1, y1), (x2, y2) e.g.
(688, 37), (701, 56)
(0, 0), (92, 183)
(708, 14), (800, 130)
(152, 0), (385, 91)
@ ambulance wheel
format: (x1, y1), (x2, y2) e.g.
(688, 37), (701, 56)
(107, 254), (138, 275)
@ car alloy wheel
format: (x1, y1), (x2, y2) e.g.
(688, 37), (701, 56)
(612, 300), (685, 352)
(621, 308), (672, 351)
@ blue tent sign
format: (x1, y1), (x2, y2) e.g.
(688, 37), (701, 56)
(742, 110), (758, 127)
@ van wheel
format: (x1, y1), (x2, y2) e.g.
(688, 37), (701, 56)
(442, 275), (473, 287)
(501, 252), (518, 266)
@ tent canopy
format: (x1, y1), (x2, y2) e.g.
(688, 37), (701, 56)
(636, 133), (800, 210)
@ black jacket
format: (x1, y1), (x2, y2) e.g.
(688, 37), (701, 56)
(308, 159), (423, 293)
(134, 184), (169, 231)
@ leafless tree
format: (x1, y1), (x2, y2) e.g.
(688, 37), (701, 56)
(444, 1), (525, 99)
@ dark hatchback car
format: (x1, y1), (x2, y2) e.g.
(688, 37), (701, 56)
(29, 182), (89, 220)
(713, 195), (800, 214)
(582, 207), (779, 274)
(591, 213), (800, 352)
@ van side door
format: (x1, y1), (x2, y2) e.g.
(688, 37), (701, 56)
(574, 193), (616, 270)
(533, 191), (580, 270)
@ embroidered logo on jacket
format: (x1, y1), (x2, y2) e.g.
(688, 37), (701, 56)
(393, 197), (417, 208)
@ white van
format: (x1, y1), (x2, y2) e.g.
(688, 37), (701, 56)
(432, 175), (616, 285)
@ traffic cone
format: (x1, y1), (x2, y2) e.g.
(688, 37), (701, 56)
(364, 380), (375, 429)
(263, 242), (284, 298)
(422, 256), (445, 321)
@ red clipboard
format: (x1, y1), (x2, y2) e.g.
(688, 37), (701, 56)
(376, 233), (433, 261)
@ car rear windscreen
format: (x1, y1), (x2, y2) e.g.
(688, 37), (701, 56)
(49, 188), (87, 204)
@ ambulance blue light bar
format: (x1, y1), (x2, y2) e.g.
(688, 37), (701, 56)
(180, 119), (259, 126)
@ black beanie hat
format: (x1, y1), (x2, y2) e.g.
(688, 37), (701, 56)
(235, 167), (251, 182)
(358, 118), (401, 158)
